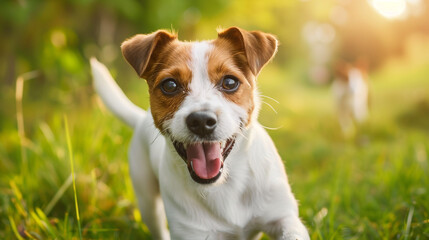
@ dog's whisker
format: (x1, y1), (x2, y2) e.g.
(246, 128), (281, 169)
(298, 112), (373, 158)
(232, 121), (248, 141)
(260, 94), (279, 104)
(260, 124), (283, 131)
(198, 189), (208, 200)
(236, 129), (248, 141)
(150, 131), (163, 145)
(261, 100), (278, 114)
(151, 126), (172, 144)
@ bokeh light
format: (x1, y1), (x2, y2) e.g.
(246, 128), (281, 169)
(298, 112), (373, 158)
(369, 0), (407, 19)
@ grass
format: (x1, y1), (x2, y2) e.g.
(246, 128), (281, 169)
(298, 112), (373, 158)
(1, 57), (428, 239)
(64, 115), (82, 239)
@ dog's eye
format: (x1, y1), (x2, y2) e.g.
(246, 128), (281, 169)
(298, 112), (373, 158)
(221, 76), (240, 93)
(160, 78), (179, 95)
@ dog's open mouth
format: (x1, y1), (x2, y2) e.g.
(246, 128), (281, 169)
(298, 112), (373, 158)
(173, 137), (236, 184)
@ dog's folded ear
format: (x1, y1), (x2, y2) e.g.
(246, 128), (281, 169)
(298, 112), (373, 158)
(121, 30), (177, 79)
(217, 27), (278, 76)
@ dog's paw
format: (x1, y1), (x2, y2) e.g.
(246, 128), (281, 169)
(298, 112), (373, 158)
(281, 232), (310, 240)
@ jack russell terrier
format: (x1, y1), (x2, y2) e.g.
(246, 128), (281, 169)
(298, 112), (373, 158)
(90, 27), (309, 240)
(332, 60), (369, 136)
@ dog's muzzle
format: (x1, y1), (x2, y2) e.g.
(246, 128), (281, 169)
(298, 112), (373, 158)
(171, 110), (236, 184)
(186, 111), (217, 137)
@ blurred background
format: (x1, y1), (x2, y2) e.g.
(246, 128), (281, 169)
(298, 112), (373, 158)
(1, 0), (429, 239)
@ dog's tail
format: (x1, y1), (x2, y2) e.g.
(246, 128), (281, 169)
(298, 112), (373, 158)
(90, 58), (146, 129)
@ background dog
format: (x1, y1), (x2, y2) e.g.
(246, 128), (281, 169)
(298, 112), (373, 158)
(332, 60), (369, 136)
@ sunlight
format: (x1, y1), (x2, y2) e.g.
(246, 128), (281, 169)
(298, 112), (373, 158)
(370, 0), (407, 19)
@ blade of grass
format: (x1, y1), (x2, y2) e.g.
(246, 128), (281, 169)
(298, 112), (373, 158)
(9, 180), (23, 202)
(15, 71), (39, 181)
(36, 208), (58, 236)
(64, 115), (82, 240)
(9, 180), (27, 218)
(63, 212), (70, 238)
(30, 210), (57, 238)
(8, 215), (24, 240)
(404, 206), (414, 240)
(44, 174), (73, 215)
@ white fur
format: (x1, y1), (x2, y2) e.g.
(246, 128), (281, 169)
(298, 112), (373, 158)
(332, 67), (369, 136)
(91, 45), (309, 239)
(168, 42), (246, 147)
(349, 69), (368, 122)
(90, 58), (145, 128)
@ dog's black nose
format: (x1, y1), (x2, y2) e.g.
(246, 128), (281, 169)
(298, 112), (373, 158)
(186, 111), (217, 137)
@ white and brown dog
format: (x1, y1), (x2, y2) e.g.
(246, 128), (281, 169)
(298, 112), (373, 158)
(90, 27), (309, 240)
(332, 60), (369, 136)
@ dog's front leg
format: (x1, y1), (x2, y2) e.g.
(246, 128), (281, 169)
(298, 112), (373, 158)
(263, 216), (310, 240)
(129, 134), (170, 240)
(168, 225), (217, 240)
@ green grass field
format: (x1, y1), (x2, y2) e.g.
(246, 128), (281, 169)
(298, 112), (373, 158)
(1, 57), (428, 239)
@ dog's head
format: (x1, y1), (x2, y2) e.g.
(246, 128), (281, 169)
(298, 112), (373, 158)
(121, 27), (277, 184)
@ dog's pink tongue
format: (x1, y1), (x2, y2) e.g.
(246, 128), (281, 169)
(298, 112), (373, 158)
(187, 142), (222, 179)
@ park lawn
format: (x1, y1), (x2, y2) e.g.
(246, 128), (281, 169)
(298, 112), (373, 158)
(1, 59), (428, 239)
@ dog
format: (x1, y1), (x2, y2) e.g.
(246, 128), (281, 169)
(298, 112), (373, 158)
(90, 27), (309, 240)
(332, 60), (369, 136)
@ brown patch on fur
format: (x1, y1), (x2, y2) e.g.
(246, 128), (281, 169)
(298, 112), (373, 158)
(121, 31), (193, 131)
(149, 42), (193, 130)
(209, 39), (256, 125)
(217, 27), (278, 76)
(121, 30), (177, 79)
(334, 58), (369, 82)
(121, 27), (278, 130)
(210, 27), (278, 125)
(334, 62), (350, 82)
